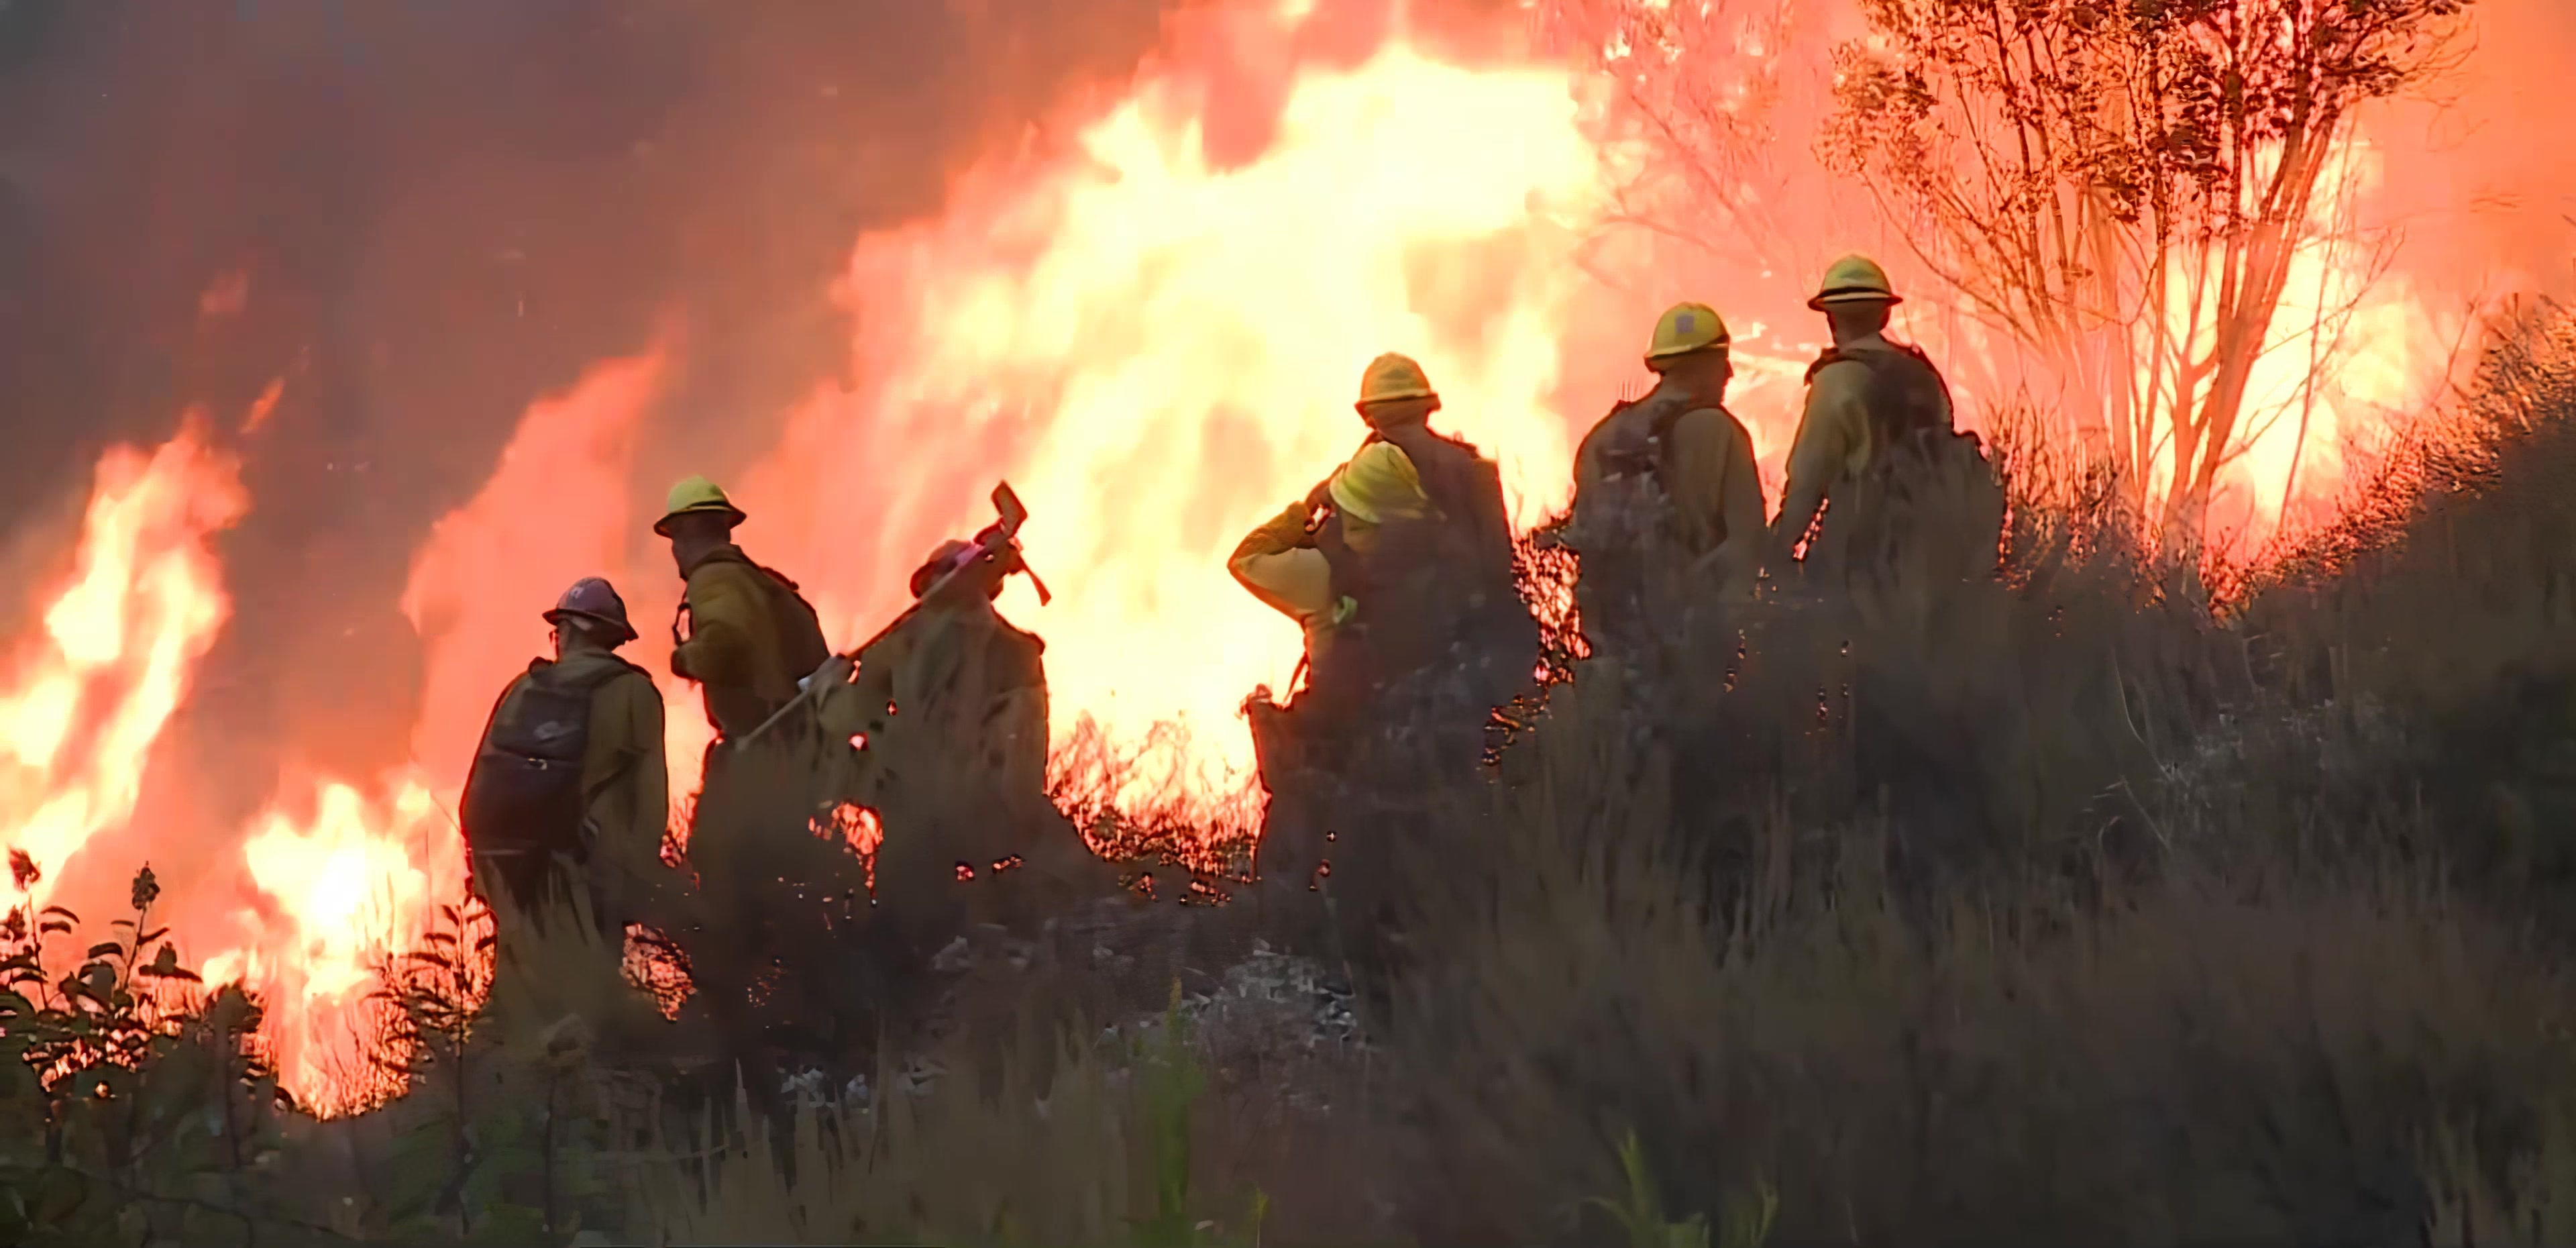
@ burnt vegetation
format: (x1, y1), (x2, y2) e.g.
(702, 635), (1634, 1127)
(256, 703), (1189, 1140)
(6, 307), (2576, 1243)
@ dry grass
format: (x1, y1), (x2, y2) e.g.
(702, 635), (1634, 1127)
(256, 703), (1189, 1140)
(9, 303), (2576, 1245)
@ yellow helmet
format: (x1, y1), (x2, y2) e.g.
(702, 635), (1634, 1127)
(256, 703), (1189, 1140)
(1644, 301), (1731, 368)
(1356, 352), (1437, 407)
(1328, 441), (1430, 527)
(1809, 254), (1901, 310)
(653, 474), (746, 537)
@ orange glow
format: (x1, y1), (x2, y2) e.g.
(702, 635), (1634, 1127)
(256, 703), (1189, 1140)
(398, 350), (667, 778)
(10, 0), (2562, 1121)
(821, 802), (883, 891)
(0, 416), (246, 908)
(201, 774), (449, 1113)
(205, 351), (668, 1112)
(739, 4), (1609, 813)
(198, 270), (251, 321)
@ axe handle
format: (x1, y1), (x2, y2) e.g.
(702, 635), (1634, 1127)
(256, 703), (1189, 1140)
(735, 529), (1027, 746)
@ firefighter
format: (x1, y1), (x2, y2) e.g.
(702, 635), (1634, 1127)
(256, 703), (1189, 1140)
(1771, 255), (1993, 580)
(1228, 497), (1348, 684)
(1236, 353), (1536, 887)
(656, 475), (833, 780)
(459, 577), (667, 945)
(1567, 301), (1766, 663)
(816, 537), (1091, 929)
(1308, 352), (1527, 748)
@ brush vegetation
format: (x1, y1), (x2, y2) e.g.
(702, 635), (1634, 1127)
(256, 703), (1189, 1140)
(5, 301), (2576, 1245)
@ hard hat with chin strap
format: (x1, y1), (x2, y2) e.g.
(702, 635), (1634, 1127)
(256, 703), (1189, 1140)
(1809, 254), (1902, 310)
(1644, 301), (1731, 369)
(653, 474), (747, 537)
(1356, 352), (1438, 407)
(543, 576), (639, 645)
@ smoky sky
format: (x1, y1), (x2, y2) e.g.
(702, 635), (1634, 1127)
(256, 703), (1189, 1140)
(0, 0), (1183, 878)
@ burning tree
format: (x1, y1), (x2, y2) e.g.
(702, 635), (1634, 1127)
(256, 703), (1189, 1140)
(1822, 0), (2471, 540)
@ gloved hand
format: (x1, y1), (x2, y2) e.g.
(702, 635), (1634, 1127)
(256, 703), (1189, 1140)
(799, 652), (855, 694)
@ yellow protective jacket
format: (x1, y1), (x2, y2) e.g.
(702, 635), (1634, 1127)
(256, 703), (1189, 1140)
(1230, 439), (1442, 668)
(671, 545), (821, 739)
(1778, 332), (1939, 547)
(1228, 502), (1345, 664)
(1572, 386), (1766, 596)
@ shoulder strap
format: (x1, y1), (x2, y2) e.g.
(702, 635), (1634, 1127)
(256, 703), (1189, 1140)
(1646, 401), (1688, 443)
(472, 664), (539, 749)
(1645, 400), (1690, 484)
(750, 560), (807, 596)
(579, 654), (654, 692)
(1807, 344), (1952, 450)
(1384, 429), (1500, 536)
(527, 653), (651, 698)
(737, 556), (833, 673)
(1891, 341), (1957, 417)
(1805, 346), (1858, 384)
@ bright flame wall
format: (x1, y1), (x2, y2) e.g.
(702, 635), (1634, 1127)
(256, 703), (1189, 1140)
(7, 0), (2570, 1115)
(743, 9), (1612, 794)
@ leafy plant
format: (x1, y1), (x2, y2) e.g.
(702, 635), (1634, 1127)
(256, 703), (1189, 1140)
(0, 856), (307, 1245)
(366, 901), (505, 1238)
(1586, 1129), (1772, 1248)
(1130, 980), (1267, 1248)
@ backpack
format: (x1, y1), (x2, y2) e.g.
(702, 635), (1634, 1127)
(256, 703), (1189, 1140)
(1805, 341), (1961, 470)
(1805, 344), (2002, 577)
(751, 562), (833, 684)
(459, 656), (649, 862)
(1569, 389), (1704, 553)
(1315, 427), (1538, 706)
(1591, 391), (1691, 497)
(685, 547), (835, 687)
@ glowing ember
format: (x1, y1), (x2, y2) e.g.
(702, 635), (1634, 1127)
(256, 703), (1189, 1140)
(740, 5), (1609, 809)
(0, 415), (246, 906)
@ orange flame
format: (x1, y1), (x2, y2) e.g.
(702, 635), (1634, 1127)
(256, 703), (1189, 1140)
(737, 5), (1609, 811)
(201, 774), (449, 1110)
(16, 0), (2541, 1119)
(204, 351), (668, 1112)
(1, 416), (246, 905)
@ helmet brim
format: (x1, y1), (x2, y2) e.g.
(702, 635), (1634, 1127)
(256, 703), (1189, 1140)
(651, 503), (747, 537)
(1644, 343), (1731, 370)
(544, 609), (639, 645)
(1356, 389), (1438, 406)
(1808, 291), (1902, 311)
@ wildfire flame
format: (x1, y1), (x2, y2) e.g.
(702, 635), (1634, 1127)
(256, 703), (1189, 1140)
(739, 5), (1610, 803)
(3, 0), (2520, 1115)
(0, 417), (246, 907)
(200, 352), (670, 1112)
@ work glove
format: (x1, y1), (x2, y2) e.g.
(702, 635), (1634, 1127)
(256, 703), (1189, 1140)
(799, 652), (855, 694)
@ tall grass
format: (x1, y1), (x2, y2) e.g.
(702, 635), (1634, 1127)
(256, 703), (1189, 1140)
(6, 302), (2576, 1245)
